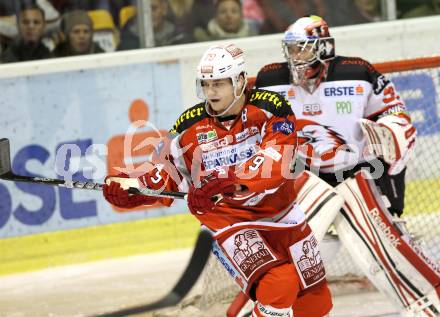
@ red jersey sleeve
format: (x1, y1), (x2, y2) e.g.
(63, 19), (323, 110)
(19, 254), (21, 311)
(140, 133), (185, 207)
(236, 90), (297, 193)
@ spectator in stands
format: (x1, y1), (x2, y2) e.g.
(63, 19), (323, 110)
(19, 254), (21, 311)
(53, 10), (104, 57)
(0, 0), (60, 33)
(194, 0), (255, 42)
(118, 0), (187, 50)
(49, 0), (120, 51)
(1, 3), (51, 63)
(0, 0), (61, 56)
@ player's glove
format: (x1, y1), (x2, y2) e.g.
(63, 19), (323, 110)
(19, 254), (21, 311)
(103, 165), (168, 209)
(103, 178), (158, 208)
(187, 169), (237, 215)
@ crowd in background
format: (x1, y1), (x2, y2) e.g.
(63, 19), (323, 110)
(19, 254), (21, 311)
(0, 0), (439, 64)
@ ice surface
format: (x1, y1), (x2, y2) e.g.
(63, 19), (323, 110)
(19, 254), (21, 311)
(0, 249), (399, 317)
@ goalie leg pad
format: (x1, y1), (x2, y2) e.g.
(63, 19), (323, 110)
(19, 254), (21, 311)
(334, 170), (440, 316)
(293, 171), (344, 242)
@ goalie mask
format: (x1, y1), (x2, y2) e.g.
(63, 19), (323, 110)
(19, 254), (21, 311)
(196, 44), (248, 117)
(282, 15), (335, 93)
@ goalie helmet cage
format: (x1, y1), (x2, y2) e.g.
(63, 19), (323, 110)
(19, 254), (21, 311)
(193, 55), (440, 312)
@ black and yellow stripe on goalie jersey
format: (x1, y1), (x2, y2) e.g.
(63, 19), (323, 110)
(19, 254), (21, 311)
(0, 213), (199, 276)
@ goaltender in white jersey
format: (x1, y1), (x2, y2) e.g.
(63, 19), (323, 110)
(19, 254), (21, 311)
(253, 15), (439, 317)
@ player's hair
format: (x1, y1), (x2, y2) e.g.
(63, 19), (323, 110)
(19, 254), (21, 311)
(17, 2), (45, 20)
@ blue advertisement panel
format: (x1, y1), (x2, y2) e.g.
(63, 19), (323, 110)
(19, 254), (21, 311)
(0, 62), (188, 238)
(391, 70), (440, 136)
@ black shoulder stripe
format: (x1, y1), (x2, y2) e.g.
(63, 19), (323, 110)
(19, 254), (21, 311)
(260, 62), (285, 73)
(170, 102), (208, 134)
(255, 62), (290, 88)
(326, 56), (380, 84)
(248, 89), (293, 117)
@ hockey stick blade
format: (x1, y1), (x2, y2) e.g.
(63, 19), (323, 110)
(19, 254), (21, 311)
(94, 230), (213, 317)
(0, 138), (186, 199)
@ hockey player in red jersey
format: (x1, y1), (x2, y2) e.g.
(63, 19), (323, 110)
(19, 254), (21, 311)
(103, 43), (333, 317)
(254, 15), (440, 316)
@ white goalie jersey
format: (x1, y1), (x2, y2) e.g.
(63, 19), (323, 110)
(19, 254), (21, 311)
(254, 56), (414, 174)
(252, 56), (439, 316)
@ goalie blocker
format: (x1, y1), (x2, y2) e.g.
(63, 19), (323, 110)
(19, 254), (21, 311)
(334, 170), (440, 316)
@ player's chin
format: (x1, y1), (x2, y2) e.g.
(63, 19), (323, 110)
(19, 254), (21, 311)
(208, 100), (225, 111)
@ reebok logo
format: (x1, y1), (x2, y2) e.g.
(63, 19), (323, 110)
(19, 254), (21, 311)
(368, 208), (401, 247)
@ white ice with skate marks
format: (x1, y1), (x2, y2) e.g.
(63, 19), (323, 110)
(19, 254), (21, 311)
(0, 248), (401, 317)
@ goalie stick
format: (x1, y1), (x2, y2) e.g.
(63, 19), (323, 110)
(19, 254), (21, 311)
(94, 229), (213, 317)
(0, 138), (187, 200)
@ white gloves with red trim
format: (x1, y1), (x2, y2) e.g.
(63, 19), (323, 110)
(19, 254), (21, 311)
(360, 115), (416, 175)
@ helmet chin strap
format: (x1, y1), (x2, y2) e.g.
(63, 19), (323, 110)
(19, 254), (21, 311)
(205, 77), (248, 117)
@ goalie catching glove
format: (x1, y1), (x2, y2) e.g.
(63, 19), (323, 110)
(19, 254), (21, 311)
(360, 115), (416, 175)
(103, 164), (168, 209)
(187, 169), (237, 215)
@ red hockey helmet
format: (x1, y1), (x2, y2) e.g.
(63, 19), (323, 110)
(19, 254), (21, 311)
(282, 15), (335, 92)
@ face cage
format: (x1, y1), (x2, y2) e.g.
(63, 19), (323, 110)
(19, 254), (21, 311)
(196, 74), (248, 117)
(282, 38), (322, 86)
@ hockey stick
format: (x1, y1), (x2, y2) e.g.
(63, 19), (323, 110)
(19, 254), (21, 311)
(0, 138), (187, 200)
(94, 229), (213, 317)
(1, 138), (213, 313)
